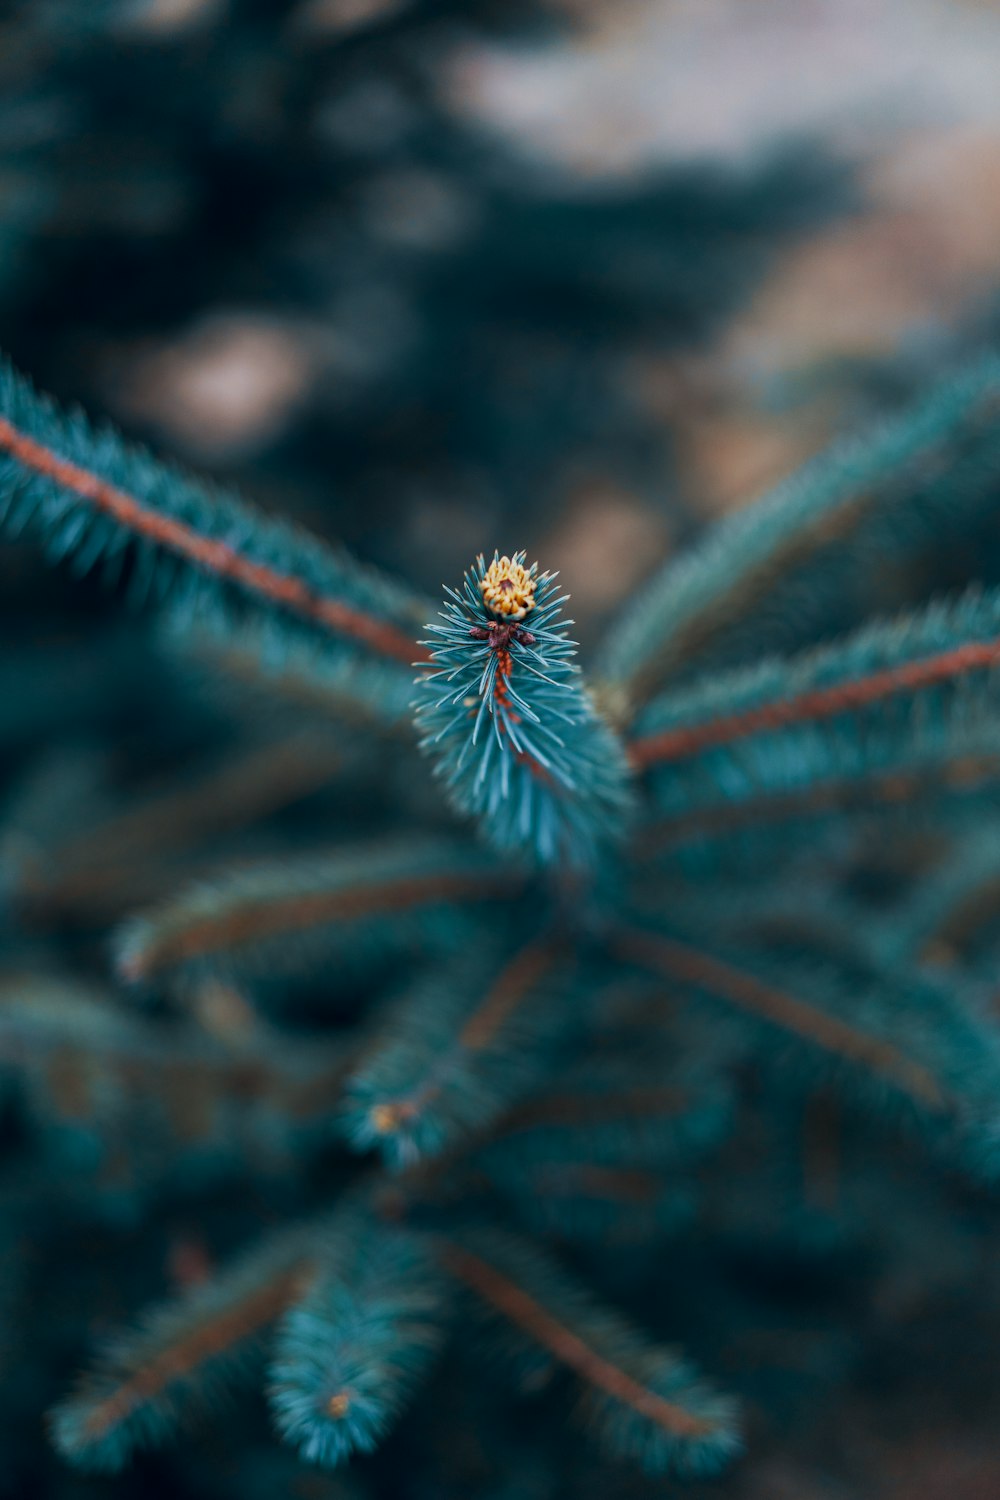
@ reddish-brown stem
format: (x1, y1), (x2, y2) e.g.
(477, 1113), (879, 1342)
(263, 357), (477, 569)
(0, 415), (426, 667)
(440, 1242), (712, 1439)
(459, 935), (564, 1050)
(624, 491), (876, 706)
(123, 869), (519, 980)
(622, 384), (1000, 709)
(919, 874), (1000, 962)
(613, 928), (948, 1111)
(370, 935), (565, 1133)
(636, 753), (1000, 852)
(629, 637), (1000, 770)
(77, 1262), (312, 1443)
(484, 645), (558, 789)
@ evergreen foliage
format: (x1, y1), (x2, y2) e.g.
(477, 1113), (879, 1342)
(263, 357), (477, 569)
(0, 357), (427, 727)
(50, 1217), (320, 1472)
(597, 356), (1000, 708)
(440, 1229), (741, 1477)
(4, 10), (1000, 1494)
(0, 0), (840, 583)
(415, 552), (632, 867)
(270, 1214), (447, 1468)
(5, 348), (1000, 1493)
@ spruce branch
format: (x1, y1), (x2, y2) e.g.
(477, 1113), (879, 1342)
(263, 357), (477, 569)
(479, 1076), (707, 1241)
(49, 1221), (321, 1473)
(438, 1231), (740, 1477)
(341, 934), (572, 1170)
(482, 1052), (732, 1180)
(269, 1216), (447, 1468)
(161, 597), (421, 730)
(598, 357), (1000, 718)
(638, 735), (1000, 855)
(59, 731), (338, 870)
(0, 356), (429, 721)
(115, 840), (517, 984)
(414, 552), (633, 869)
(613, 927), (947, 1112)
(629, 588), (1000, 828)
(614, 925), (1000, 1174)
(11, 325), (1000, 1491)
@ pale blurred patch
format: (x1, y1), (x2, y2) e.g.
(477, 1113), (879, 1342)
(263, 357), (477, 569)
(292, 0), (412, 38)
(442, 0), (1000, 533)
(446, 0), (1000, 174)
(726, 127), (1000, 379)
(119, 0), (224, 35)
(664, 124), (1000, 516)
(110, 317), (318, 462)
(539, 481), (670, 622)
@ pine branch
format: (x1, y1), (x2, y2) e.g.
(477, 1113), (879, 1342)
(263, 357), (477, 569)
(613, 928), (945, 1107)
(478, 1068), (708, 1241)
(269, 1215), (447, 1468)
(482, 1051), (732, 1178)
(161, 597), (420, 730)
(49, 1220), (321, 1472)
(629, 589), (1000, 826)
(0, 357), (429, 718)
(437, 1230), (740, 1477)
(115, 840), (517, 984)
(497, 1163), (694, 1245)
(341, 934), (572, 1169)
(638, 739), (1000, 854)
(613, 925), (1000, 1174)
(66, 731), (337, 867)
(414, 552), (632, 869)
(597, 357), (1000, 718)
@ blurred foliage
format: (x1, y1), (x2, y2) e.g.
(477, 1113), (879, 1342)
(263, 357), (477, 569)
(0, 0), (845, 594)
(5, 3), (1000, 1500)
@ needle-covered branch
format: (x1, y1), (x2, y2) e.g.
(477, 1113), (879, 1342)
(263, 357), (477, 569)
(639, 731), (1000, 856)
(341, 934), (573, 1169)
(438, 1230), (740, 1477)
(598, 357), (1000, 717)
(0, 973), (354, 1183)
(4, 730), (341, 920)
(269, 1215), (447, 1468)
(630, 587), (1000, 829)
(415, 552), (632, 869)
(161, 599), (421, 730)
(481, 1050), (732, 1180)
(881, 826), (1000, 973)
(115, 839), (518, 984)
(49, 1220), (321, 1472)
(0, 357), (428, 722)
(476, 1052), (729, 1242)
(614, 925), (1000, 1176)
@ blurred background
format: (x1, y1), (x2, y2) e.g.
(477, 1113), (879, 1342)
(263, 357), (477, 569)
(4, 0), (1000, 640)
(2, 1), (1000, 1496)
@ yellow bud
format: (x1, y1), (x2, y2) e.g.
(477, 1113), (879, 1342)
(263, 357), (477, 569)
(479, 555), (536, 621)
